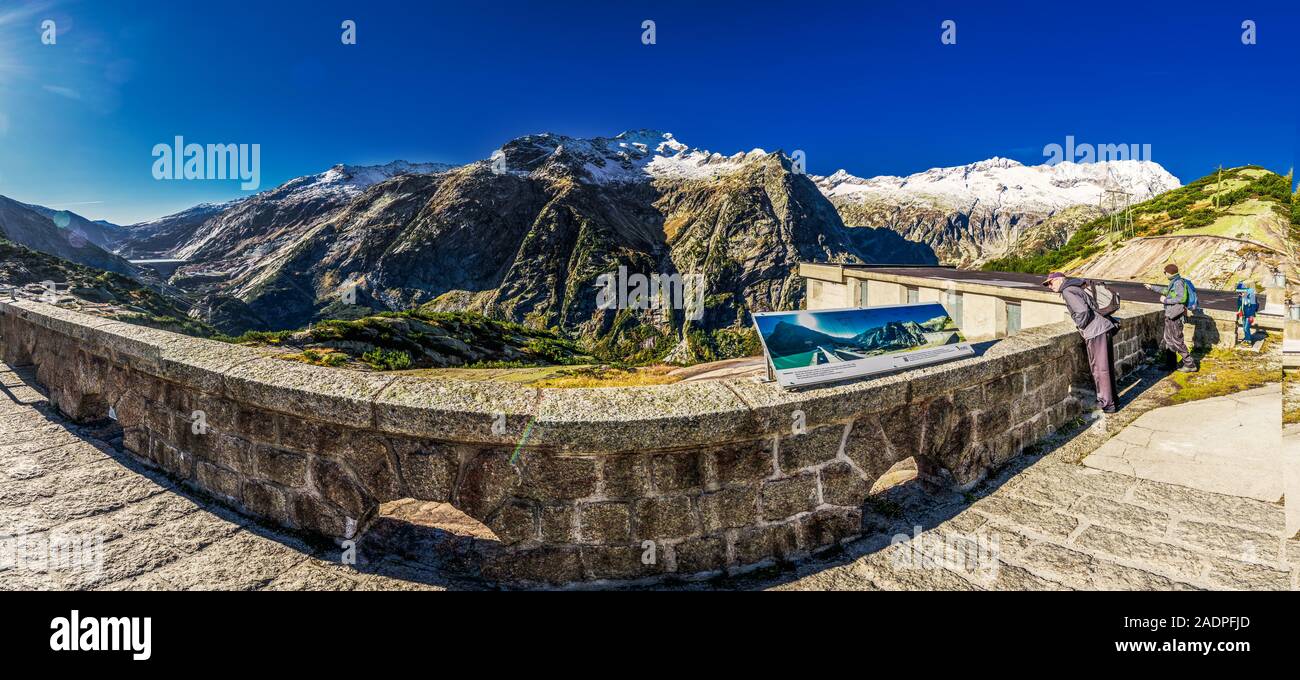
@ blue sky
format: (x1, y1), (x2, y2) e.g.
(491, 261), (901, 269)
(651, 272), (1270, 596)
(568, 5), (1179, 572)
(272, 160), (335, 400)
(0, 0), (1295, 224)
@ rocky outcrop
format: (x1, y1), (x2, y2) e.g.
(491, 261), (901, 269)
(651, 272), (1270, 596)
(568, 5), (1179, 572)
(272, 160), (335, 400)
(1071, 234), (1285, 289)
(0, 238), (210, 336)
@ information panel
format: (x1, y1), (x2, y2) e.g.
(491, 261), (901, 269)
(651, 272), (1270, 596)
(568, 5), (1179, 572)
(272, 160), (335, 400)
(752, 302), (974, 389)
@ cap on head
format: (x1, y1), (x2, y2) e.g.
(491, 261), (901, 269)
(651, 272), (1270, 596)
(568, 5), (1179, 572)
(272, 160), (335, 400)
(1041, 272), (1065, 287)
(1163, 264), (1179, 275)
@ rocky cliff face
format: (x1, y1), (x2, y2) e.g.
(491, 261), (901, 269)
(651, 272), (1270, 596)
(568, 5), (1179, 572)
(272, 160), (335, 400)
(814, 158), (1180, 267)
(121, 131), (937, 359)
(113, 201), (232, 259)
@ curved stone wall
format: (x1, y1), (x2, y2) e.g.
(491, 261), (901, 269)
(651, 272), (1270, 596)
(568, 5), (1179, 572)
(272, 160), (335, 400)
(0, 299), (1163, 585)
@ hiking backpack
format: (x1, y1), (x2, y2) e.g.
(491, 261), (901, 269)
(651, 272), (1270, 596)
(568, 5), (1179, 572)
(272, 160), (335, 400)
(1183, 279), (1199, 312)
(1085, 280), (1122, 316)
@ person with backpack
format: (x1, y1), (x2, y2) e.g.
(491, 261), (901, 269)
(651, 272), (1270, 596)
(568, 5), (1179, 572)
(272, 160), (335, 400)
(1088, 278), (1123, 401)
(1149, 264), (1199, 372)
(1235, 281), (1258, 344)
(1042, 272), (1118, 413)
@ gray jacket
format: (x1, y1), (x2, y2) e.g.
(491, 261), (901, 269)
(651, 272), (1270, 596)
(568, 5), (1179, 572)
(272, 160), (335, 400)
(1060, 278), (1116, 340)
(1160, 276), (1190, 319)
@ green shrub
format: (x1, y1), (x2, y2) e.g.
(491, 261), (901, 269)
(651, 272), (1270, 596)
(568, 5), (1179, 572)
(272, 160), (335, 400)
(1181, 208), (1215, 228)
(362, 348), (412, 371)
(214, 329), (295, 345)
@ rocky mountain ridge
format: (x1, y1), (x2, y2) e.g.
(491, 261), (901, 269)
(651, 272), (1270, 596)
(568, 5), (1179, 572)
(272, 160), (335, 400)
(116, 131), (937, 363)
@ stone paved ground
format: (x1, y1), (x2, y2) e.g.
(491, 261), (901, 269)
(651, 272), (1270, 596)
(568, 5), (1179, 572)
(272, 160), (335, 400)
(1285, 423), (1300, 539)
(1082, 385), (1281, 503)
(2, 362), (1295, 591)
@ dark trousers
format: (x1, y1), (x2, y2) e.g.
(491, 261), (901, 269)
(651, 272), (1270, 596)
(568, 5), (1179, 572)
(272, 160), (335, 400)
(1084, 334), (1116, 410)
(1162, 315), (1196, 369)
(1104, 330), (1119, 399)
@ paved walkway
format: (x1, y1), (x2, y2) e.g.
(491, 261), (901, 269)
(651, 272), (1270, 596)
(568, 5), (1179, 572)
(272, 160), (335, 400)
(1, 362), (1294, 590)
(729, 378), (1296, 591)
(1082, 385), (1281, 502)
(1285, 423), (1300, 538)
(741, 451), (1295, 591)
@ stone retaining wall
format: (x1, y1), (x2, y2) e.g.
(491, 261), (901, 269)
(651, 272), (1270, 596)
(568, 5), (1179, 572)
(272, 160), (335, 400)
(0, 299), (1164, 585)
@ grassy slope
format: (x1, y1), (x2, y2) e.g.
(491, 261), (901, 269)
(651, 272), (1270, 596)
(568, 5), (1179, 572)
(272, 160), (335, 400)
(217, 308), (595, 371)
(984, 166), (1291, 275)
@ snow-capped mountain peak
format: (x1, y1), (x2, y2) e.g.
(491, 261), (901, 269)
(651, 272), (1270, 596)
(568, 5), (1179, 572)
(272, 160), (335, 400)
(297, 160), (456, 198)
(493, 130), (776, 183)
(814, 157), (1180, 212)
(811, 156), (1182, 266)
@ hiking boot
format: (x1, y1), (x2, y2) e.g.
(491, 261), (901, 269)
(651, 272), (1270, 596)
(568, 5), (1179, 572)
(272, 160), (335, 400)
(1179, 365), (1198, 373)
(1102, 406), (1118, 414)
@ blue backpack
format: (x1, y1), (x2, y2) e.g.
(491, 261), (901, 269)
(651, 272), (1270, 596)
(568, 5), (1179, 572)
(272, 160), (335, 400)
(1183, 278), (1199, 312)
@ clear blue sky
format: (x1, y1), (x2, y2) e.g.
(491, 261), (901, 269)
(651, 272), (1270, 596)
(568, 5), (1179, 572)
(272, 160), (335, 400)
(1, 0), (1295, 224)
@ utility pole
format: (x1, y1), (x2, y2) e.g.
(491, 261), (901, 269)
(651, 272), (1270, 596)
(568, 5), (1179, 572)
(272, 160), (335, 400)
(1100, 168), (1134, 240)
(1213, 164), (1223, 209)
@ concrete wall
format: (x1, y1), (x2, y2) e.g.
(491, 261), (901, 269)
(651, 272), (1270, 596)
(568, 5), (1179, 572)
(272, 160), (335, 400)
(866, 280), (908, 306)
(1023, 300), (1069, 328)
(800, 266), (1243, 349)
(816, 281), (1016, 343)
(962, 294), (1001, 341)
(0, 299), (1164, 586)
(806, 279), (849, 310)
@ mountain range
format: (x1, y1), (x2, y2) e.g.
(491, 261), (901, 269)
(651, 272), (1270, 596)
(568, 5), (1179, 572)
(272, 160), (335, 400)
(98, 131), (937, 361)
(851, 320), (930, 353)
(814, 157), (1181, 266)
(2, 129), (1247, 365)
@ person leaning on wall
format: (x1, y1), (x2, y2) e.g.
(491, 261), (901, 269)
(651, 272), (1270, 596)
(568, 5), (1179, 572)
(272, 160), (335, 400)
(1042, 272), (1118, 414)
